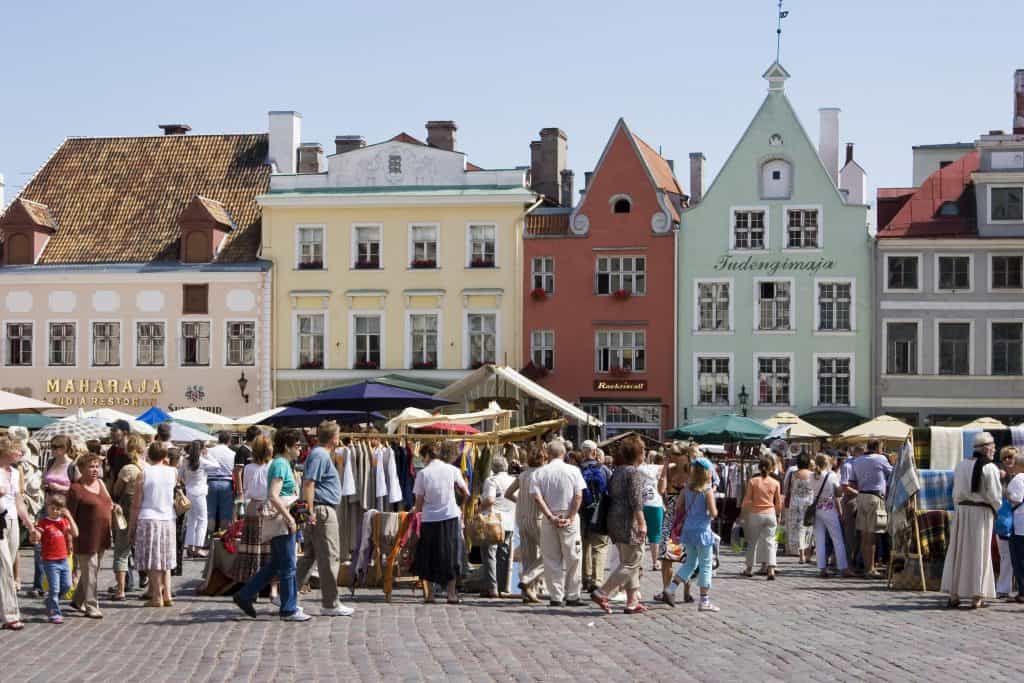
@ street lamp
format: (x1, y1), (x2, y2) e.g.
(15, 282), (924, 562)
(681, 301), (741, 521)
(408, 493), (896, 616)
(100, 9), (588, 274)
(738, 385), (749, 417)
(237, 371), (250, 404)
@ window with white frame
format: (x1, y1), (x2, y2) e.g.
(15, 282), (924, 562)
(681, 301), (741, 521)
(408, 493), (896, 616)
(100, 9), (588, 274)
(49, 323), (76, 366)
(410, 314), (438, 369)
(297, 314), (324, 369)
(757, 281), (791, 330)
(90, 322), (120, 367)
(531, 257), (554, 294)
(353, 315), (381, 369)
(697, 282), (730, 331)
(817, 282), (852, 331)
(816, 356), (851, 406)
(885, 322), (917, 375)
(410, 225), (438, 267)
(467, 313), (496, 367)
(468, 225), (496, 267)
(697, 357), (730, 405)
(937, 256), (970, 290)
(531, 330), (554, 370)
(786, 209), (819, 248)
(136, 322), (165, 367)
(595, 330), (645, 372)
(354, 226), (381, 268)
(757, 356), (790, 406)
(5, 323), (31, 366)
(181, 321), (210, 367)
(992, 255), (1023, 290)
(991, 187), (1024, 221)
(297, 227), (324, 269)
(886, 256), (919, 290)
(992, 322), (1023, 376)
(596, 256), (646, 295)
(733, 210), (766, 249)
(937, 322), (970, 375)
(226, 321), (255, 366)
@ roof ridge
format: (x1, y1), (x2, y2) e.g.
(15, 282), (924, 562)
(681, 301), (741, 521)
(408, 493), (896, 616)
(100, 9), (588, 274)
(64, 132), (266, 141)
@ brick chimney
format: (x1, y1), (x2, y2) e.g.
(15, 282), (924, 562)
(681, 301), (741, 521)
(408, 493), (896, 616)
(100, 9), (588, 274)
(158, 123), (191, 135)
(1014, 69), (1024, 135)
(529, 128), (567, 204)
(688, 152), (705, 205)
(297, 143), (323, 173)
(426, 121), (457, 151)
(335, 135), (366, 155)
(560, 169), (575, 208)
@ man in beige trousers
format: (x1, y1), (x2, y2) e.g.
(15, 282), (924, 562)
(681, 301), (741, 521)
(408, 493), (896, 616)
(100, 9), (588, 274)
(531, 440), (586, 607)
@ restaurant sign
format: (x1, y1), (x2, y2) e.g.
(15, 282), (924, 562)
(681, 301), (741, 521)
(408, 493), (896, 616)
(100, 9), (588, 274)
(593, 379), (648, 392)
(45, 377), (162, 408)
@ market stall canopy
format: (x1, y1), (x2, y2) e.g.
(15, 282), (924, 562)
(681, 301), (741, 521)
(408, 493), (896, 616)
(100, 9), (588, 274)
(435, 365), (603, 427)
(263, 407), (384, 428)
(597, 431), (664, 451)
(83, 409), (157, 436)
(385, 402), (512, 434)
(665, 414), (771, 444)
(169, 407), (238, 427)
(837, 415), (913, 443)
(136, 406), (173, 426)
(287, 380), (454, 412)
(762, 412), (830, 439)
(0, 390), (61, 414)
(420, 422), (480, 434)
(234, 407), (287, 425)
(0, 413), (57, 430)
(166, 421), (218, 444)
(33, 416), (110, 443)
(960, 416), (1007, 430)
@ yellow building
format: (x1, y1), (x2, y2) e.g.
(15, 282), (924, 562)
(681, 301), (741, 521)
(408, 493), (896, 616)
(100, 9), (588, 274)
(259, 113), (540, 403)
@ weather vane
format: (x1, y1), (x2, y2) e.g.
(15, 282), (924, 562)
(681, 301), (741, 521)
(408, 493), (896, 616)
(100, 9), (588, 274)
(776, 0), (789, 62)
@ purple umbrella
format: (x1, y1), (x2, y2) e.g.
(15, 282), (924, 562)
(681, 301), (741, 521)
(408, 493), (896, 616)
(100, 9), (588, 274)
(287, 380), (454, 412)
(264, 407), (384, 428)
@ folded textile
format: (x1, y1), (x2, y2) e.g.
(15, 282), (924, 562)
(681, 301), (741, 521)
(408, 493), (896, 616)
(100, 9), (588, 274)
(961, 428), (981, 461)
(928, 426), (962, 471)
(887, 439), (920, 515)
(917, 470), (955, 512)
(915, 510), (951, 562)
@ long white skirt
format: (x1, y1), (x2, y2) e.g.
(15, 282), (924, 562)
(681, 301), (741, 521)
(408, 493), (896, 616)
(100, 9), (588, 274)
(940, 506), (996, 599)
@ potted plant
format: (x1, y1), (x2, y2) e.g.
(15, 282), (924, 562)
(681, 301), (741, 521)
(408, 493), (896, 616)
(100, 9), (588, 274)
(298, 260), (323, 270)
(412, 360), (437, 370)
(612, 288), (632, 300)
(410, 259), (436, 269)
(470, 257), (495, 268)
(530, 287), (548, 301)
(355, 359), (379, 370)
(609, 366), (631, 377)
(355, 258), (379, 269)
(299, 360), (323, 370)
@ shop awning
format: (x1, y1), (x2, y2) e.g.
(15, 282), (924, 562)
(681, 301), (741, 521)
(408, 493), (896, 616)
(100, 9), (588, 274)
(385, 402), (513, 434)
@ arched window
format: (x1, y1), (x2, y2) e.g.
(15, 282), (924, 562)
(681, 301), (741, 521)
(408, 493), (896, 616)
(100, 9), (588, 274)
(613, 198), (631, 214)
(5, 233), (32, 265)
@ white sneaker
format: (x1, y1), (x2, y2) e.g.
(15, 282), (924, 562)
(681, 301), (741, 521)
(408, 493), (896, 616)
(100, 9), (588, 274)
(322, 604), (355, 617)
(698, 601), (720, 613)
(281, 608), (312, 622)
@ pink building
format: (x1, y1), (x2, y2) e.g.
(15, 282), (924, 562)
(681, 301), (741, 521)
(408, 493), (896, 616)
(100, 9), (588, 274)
(0, 126), (272, 416)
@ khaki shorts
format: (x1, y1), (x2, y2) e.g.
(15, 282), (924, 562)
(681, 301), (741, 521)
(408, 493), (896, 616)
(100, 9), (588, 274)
(855, 493), (887, 533)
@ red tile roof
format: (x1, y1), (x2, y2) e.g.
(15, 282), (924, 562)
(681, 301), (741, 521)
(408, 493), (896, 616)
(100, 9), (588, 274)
(390, 132), (427, 146)
(877, 152), (979, 238)
(465, 161), (484, 172)
(633, 134), (684, 196)
(0, 198), (58, 232)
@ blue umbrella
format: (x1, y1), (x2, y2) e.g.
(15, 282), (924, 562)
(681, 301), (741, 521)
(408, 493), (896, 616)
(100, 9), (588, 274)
(264, 407), (384, 428)
(287, 380), (454, 412)
(136, 406), (173, 426)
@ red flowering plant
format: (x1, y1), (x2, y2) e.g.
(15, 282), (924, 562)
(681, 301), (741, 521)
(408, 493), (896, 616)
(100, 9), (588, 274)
(470, 257), (495, 268)
(530, 287), (547, 301)
(410, 259), (436, 269)
(355, 359), (379, 370)
(612, 289), (632, 300)
(355, 258), (379, 269)
(412, 360), (437, 370)
(608, 366), (631, 377)
(299, 360), (323, 370)
(298, 260), (323, 270)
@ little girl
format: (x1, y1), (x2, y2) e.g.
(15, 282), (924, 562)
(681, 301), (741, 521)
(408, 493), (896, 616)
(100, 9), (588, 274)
(35, 493), (79, 624)
(663, 457), (719, 612)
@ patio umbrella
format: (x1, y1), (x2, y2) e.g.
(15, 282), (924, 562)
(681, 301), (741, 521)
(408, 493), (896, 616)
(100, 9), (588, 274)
(83, 409), (157, 436)
(0, 389), (61, 414)
(665, 414), (771, 444)
(169, 407), (238, 428)
(166, 422), (217, 444)
(762, 412), (830, 439)
(838, 415), (913, 443)
(960, 416), (1007, 430)
(136, 406), (173, 426)
(263, 407), (385, 428)
(235, 407), (287, 425)
(33, 417), (109, 443)
(419, 422), (480, 434)
(0, 413), (58, 430)
(287, 380), (455, 412)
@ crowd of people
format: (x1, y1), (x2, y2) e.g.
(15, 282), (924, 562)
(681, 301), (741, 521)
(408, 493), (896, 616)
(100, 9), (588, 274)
(2, 421), (1024, 630)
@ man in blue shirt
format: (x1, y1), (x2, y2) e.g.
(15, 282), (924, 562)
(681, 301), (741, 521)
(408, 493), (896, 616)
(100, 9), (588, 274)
(295, 421), (353, 616)
(846, 439), (894, 578)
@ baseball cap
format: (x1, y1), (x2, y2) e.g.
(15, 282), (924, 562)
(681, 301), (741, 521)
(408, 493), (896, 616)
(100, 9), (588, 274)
(108, 419), (131, 433)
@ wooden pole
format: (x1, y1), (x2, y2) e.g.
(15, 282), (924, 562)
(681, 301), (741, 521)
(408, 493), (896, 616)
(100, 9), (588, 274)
(911, 494), (928, 592)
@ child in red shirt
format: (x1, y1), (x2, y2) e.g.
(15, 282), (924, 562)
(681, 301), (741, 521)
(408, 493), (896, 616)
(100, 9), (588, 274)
(35, 493), (79, 624)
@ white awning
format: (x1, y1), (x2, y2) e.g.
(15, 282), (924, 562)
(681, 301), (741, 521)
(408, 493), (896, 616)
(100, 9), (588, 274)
(386, 402), (513, 433)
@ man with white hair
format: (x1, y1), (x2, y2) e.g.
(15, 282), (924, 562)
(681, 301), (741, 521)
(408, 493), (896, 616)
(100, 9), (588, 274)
(579, 440), (610, 592)
(531, 440), (586, 606)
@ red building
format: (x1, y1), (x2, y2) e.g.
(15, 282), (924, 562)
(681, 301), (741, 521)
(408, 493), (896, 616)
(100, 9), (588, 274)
(523, 120), (686, 440)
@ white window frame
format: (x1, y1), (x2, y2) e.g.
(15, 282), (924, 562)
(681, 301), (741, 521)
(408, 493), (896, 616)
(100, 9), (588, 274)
(883, 253), (923, 294)
(813, 277), (856, 335)
(933, 253), (974, 293)
(178, 318), (212, 368)
(531, 256), (555, 294)
(812, 352), (855, 408)
(881, 318), (922, 377)
(133, 319), (168, 368)
(752, 352), (794, 407)
(294, 223), (326, 270)
(224, 319), (257, 368)
(692, 278), (733, 334)
(348, 311), (385, 370)
(987, 319), (1024, 376)
(782, 205), (823, 251)
(933, 318), (975, 376)
(408, 223), (440, 269)
(729, 206), (769, 251)
(351, 223), (383, 270)
(693, 352), (734, 407)
(987, 252), (1024, 292)
(752, 277), (795, 333)
(530, 329), (555, 371)
(89, 320), (122, 368)
(594, 329), (647, 373)
(988, 184), (1024, 224)
(2, 320), (35, 368)
(292, 310), (328, 370)
(463, 310), (500, 368)
(595, 255), (647, 296)
(404, 310), (443, 370)
(46, 320), (77, 368)
(466, 222), (498, 268)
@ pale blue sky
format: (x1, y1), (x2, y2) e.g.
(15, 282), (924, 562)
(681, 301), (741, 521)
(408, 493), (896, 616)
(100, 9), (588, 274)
(1, 0), (1020, 204)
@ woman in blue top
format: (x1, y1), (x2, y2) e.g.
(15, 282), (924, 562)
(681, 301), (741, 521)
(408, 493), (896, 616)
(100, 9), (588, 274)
(233, 430), (310, 622)
(663, 457), (719, 612)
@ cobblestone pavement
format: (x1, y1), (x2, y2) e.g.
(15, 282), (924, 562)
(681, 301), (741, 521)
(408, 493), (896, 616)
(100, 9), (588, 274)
(2, 546), (1019, 682)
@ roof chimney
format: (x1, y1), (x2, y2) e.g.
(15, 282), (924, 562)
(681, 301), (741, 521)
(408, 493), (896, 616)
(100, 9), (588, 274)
(839, 143), (866, 205)
(268, 111), (302, 174)
(688, 152), (705, 205)
(1014, 69), (1024, 135)
(818, 108), (841, 186)
(158, 123), (191, 136)
(425, 121), (457, 151)
(560, 170), (575, 208)
(334, 135), (365, 155)
(845, 143), (855, 166)
(297, 143), (323, 173)
(529, 128), (567, 204)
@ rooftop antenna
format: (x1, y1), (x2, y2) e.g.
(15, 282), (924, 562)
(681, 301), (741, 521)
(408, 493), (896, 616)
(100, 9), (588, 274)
(776, 0), (789, 62)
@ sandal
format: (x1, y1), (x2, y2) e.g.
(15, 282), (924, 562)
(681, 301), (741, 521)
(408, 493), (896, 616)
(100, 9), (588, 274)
(590, 590), (612, 614)
(946, 598), (960, 609)
(623, 603), (649, 614)
(683, 594), (695, 603)
(819, 570), (829, 579)
(971, 599), (988, 609)
(653, 592), (665, 603)
(109, 594), (127, 602)
(742, 570), (754, 578)
(2, 621), (24, 630)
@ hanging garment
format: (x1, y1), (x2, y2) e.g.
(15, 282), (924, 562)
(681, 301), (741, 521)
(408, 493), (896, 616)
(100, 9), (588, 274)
(336, 446), (356, 497)
(394, 446), (416, 509)
(1011, 426), (1024, 450)
(383, 445), (403, 505)
(358, 442), (375, 510)
(929, 427), (963, 471)
(474, 446), (493, 498)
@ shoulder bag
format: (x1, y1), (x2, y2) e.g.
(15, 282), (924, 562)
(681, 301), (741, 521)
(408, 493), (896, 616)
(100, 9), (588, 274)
(258, 495), (299, 542)
(802, 473), (830, 527)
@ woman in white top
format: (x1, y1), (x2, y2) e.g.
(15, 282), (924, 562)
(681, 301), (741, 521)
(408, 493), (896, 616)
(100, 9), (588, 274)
(235, 437), (277, 603)
(179, 441), (215, 559)
(129, 441), (179, 608)
(637, 452), (664, 571)
(480, 455), (516, 597)
(412, 442), (469, 604)
(810, 454), (851, 578)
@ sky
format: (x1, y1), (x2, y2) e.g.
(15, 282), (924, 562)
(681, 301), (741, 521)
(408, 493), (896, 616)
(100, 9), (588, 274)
(1, 0), (1021, 206)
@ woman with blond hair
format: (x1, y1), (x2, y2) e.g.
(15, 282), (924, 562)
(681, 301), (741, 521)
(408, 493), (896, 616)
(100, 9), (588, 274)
(654, 444), (694, 603)
(810, 453), (851, 578)
(67, 451), (114, 618)
(109, 435), (145, 600)
(662, 457), (719, 612)
(130, 442), (178, 607)
(234, 435), (278, 604)
(505, 442), (547, 603)
(742, 454), (782, 580)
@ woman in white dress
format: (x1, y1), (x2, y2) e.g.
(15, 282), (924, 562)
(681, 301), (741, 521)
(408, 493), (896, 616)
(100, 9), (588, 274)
(784, 452), (815, 561)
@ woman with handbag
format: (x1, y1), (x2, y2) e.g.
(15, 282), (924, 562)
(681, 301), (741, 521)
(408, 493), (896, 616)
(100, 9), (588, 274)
(479, 455), (516, 598)
(411, 442), (470, 605)
(129, 442), (178, 608)
(67, 451), (114, 618)
(109, 435), (144, 601)
(179, 440), (215, 559)
(234, 435), (278, 604)
(233, 429), (309, 621)
(810, 454), (851, 578)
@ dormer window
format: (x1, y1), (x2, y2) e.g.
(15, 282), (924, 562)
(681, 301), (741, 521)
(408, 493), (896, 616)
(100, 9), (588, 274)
(178, 195), (233, 264)
(937, 201), (960, 217)
(761, 159), (792, 199)
(613, 198), (632, 214)
(0, 198), (57, 266)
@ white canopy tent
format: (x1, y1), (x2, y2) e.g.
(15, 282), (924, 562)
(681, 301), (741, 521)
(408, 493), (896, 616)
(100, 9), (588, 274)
(385, 402), (513, 434)
(169, 407), (238, 428)
(234, 407), (287, 426)
(0, 390), (61, 414)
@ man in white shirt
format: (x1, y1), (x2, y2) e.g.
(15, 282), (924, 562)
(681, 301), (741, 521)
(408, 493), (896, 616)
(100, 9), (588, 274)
(206, 432), (237, 536)
(531, 440), (586, 606)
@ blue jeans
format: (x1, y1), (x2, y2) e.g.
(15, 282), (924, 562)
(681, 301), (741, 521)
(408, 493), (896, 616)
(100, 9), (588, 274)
(43, 558), (71, 616)
(237, 532), (297, 617)
(206, 480), (234, 530)
(674, 543), (714, 589)
(33, 544), (44, 591)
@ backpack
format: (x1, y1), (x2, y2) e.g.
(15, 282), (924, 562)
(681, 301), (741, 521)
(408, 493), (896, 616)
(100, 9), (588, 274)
(996, 498), (1021, 538)
(581, 462), (608, 511)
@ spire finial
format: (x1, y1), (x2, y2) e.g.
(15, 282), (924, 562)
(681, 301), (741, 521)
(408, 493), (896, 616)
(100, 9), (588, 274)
(776, 0), (789, 63)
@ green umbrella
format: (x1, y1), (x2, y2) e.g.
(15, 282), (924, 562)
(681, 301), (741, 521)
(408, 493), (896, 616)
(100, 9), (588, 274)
(666, 414), (771, 444)
(0, 413), (58, 430)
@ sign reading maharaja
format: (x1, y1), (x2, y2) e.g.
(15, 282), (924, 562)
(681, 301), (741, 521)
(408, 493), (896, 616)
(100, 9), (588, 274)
(713, 254), (836, 274)
(46, 378), (163, 408)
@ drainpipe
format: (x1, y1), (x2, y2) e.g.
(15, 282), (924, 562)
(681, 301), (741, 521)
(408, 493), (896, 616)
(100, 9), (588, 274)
(673, 222), (679, 434)
(516, 195), (545, 420)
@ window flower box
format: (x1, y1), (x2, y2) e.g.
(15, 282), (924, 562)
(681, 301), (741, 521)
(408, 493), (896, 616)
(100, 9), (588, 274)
(612, 289), (632, 300)
(609, 366), (631, 377)
(299, 360), (323, 370)
(412, 360), (437, 370)
(470, 258), (495, 268)
(355, 259), (379, 269)
(530, 287), (548, 301)
(410, 259), (437, 269)
(355, 360), (379, 370)
(298, 260), (323, 270)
